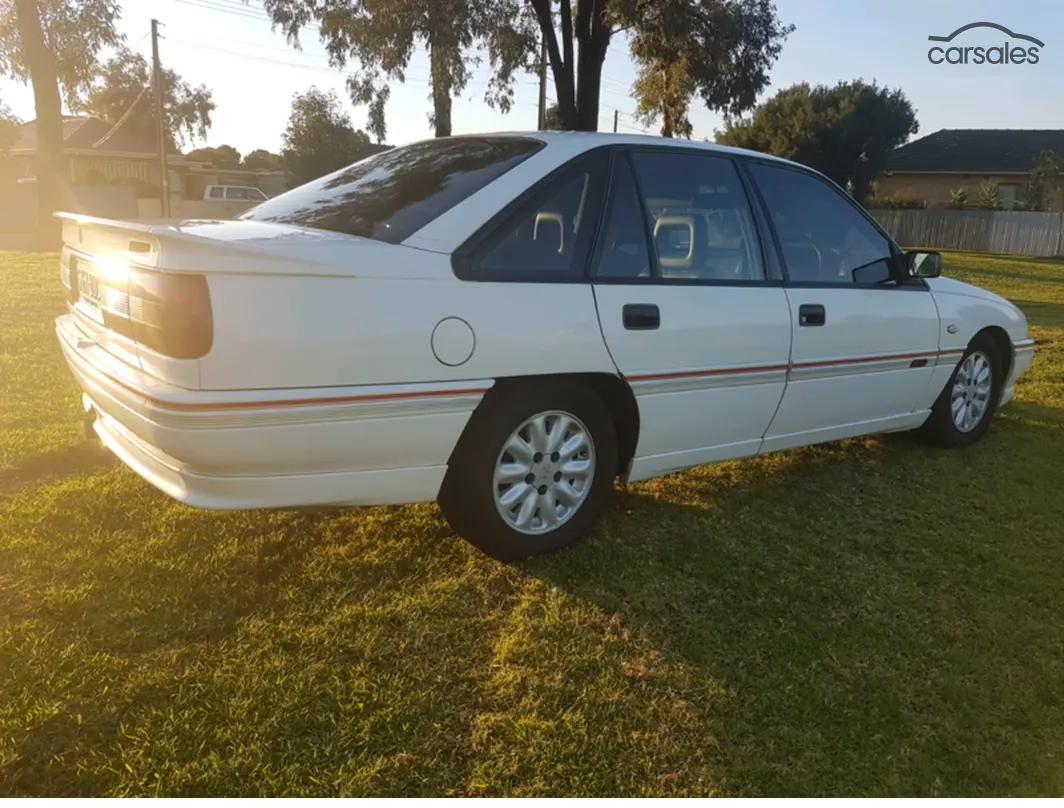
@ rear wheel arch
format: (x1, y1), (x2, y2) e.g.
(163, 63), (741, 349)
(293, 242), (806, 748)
(450, 372), (640, 479)
(438, 373), (622, 560)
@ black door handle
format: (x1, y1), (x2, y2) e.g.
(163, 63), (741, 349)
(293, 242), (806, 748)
(623, 303), (660, 330)
(798, 304), (825, 327)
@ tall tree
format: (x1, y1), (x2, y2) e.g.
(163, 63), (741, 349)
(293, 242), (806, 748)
(75, 45), (215, 148)
(630, 0), (792, 138)
(186, 144), (242, 170)
(1017, 151), (1062, 212)
(528, 0), (791, 132)
(0, 0), (121, 247)
(281, 86), (378, 187)
(716, 79), (918, 201)
(632, 59), (694, 138)
(254, 0), (535, 142)
(543, 101), (564, 130)
(242, 148), (284, 171)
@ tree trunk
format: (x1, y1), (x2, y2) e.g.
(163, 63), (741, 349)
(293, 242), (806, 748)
(530, 0), (578, 129)
(14, 0), (66, 250)
(574, 58), (601, 131)
(660, 67), (674, 138)
(429, 45), (454, 138)
(425, 4), (454, 138)
(432, 89), (453, 138)
(573, 0), (609, 132)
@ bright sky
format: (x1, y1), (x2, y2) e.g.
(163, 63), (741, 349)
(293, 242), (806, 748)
(2, 0), (1063, 154)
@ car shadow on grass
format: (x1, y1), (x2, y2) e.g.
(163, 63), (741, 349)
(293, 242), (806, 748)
(528, 420), (1064, 796)
(0, 440), (117, 499)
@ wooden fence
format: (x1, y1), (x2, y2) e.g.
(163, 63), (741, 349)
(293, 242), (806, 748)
(870, 209), (1064, 257)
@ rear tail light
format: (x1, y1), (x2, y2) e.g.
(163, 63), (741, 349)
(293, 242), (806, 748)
(65, 254), (213, 359)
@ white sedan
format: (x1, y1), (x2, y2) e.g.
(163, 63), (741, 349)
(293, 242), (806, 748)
(55, 132), (1036, 561)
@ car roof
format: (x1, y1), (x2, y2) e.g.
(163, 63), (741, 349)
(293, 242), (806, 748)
(405, 129), (797, 167)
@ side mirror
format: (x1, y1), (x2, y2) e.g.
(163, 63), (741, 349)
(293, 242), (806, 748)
(905, 250), (942, 278)
(852, 259), (892, 284)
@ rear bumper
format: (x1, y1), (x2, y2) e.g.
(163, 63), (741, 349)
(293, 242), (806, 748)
(90, 408), (448, 509)
(57, 314), (488, 509)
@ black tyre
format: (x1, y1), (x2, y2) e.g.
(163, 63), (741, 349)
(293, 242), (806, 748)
(918, 332), (1003, 448)
(438, 379), (618, 562)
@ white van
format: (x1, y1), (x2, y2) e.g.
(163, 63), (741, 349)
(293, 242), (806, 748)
(203, 184), (269, 202)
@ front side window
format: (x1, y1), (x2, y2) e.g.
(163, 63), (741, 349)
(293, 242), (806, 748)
(240, 136), (544, 244)
(208, 186), (224, 199)
(748, 162), (894, 285)
(628, 150), (765, 281)
(225, 187), (249, 200)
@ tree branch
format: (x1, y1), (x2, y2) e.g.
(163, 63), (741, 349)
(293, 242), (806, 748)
(609, 0), (659, 36)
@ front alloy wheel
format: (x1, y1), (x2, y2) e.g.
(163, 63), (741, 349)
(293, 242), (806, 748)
(950, 350), (993, 433)
(918, 332), (1003, 448)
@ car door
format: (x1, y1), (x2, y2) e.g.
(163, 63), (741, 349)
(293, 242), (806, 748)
(743, 159), (942, 453)
(592, 148), (793, 482)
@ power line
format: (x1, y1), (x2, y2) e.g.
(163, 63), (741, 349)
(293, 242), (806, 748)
(167, 0), (309, 26)
(601, 74), (631, 92)
(163, 0), (590, 103)
(169, 29), (533, 86)
(182, 0), (273, 16)
(167, 30), (334, 59)
(164, 38), (353, 75)
(92, 84), (151, 148)
(162, 5), (536, 86)
(165, 37), (440, 85)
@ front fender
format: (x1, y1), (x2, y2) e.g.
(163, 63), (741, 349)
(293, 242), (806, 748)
(925, 277), (1034, 408)
(927, 276), (1029, 350)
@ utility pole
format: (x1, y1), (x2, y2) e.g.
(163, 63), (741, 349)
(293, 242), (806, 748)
(537, 34), (547, 130)
(613, 109), (618, 133)
(151, 19), (171, 217)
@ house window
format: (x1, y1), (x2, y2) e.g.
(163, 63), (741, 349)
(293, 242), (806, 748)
(998, 184), (1021, 210)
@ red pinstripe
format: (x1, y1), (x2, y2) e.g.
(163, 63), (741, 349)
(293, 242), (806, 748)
(627, 348), (967, 384)
(71, 338), (977, 414)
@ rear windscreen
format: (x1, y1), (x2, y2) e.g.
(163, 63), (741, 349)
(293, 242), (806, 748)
(239, 136), (545, 244)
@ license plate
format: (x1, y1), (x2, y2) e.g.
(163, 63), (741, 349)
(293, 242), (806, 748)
(77, 266), (102, 309)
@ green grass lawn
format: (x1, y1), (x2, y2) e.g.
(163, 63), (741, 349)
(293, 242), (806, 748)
(1, 250), (1062, 797)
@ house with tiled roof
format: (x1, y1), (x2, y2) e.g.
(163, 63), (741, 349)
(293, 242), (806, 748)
(875, 129), (1064, 210)
(5, 114), (187, 189)
(2, 115), (288, 222)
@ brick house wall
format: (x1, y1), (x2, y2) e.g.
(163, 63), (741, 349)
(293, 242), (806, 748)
(874, 172), (1064, 211)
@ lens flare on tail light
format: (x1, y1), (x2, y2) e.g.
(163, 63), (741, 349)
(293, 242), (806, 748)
(66, 253), (213, 360)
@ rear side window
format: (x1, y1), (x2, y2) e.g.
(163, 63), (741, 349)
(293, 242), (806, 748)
(628, 150), (765, 281)
(458, 151), (608, 281)
(240, 137), (544, 244)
